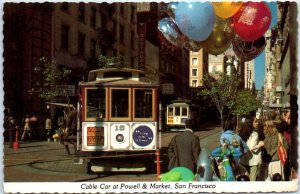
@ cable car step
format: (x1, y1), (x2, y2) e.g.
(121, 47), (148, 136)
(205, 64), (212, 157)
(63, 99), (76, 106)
(91, 160), (147, 172)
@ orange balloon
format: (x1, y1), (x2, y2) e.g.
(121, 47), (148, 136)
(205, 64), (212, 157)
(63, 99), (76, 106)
(212, 2), (243, 19)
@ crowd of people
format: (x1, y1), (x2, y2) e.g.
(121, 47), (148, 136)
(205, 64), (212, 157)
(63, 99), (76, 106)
(168, 110), (294, 181)
(4, 107), (78, 155)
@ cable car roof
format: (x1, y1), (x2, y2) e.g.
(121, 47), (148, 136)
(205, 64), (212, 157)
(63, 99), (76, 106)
(88, 68), (145, 82)
(82, 68), (159, 87)
(79, 77), (159, 87)
(46, 102), (75, 108)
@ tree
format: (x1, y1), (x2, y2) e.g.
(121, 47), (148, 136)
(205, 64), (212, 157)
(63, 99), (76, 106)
(97, 55), (124, 68)
(200, 71), (241, 129)
(29, 57), (72, 108)
(231, 90), (261, 125)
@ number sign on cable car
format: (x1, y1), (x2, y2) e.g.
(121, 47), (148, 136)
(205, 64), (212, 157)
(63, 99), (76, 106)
(110, 123), (130, 149)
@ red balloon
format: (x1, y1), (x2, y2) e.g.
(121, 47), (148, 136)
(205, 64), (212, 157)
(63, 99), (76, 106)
(233, 2), (271, 41)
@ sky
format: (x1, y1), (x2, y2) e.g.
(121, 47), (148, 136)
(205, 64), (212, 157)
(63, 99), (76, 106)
(254, 2), (278, 90)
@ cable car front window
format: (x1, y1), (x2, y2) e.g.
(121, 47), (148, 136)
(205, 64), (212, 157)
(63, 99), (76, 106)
(168, 107), (173, 116)
(175, 107), (180, 116)
(135, 89), (152, 118)
(86, 88), (106, 119)
(111, 89), (129, 118)
(182, 107), (188, 116)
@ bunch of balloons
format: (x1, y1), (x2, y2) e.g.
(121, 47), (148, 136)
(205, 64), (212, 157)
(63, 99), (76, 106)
(158, 2), (271, 61)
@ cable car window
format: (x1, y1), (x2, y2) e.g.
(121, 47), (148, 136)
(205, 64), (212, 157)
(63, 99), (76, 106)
(111, 89), (129, 118)
(175, 107), (180, 116)
(182, 107), (188, 116)
(86, 88), (106, 118)
(168, 107), (173, 116)
(135, 89), (153, 118)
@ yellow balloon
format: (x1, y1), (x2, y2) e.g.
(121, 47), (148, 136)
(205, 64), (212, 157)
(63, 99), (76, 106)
(200, 17), (235, 55)
(212, 2), (243, 19)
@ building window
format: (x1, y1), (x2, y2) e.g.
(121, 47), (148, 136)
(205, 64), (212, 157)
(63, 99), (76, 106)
(112, 20), (117, 37)
(192, 80), (198, 87)
(192, 69), (198, 76)
(61, 25), (69, 50)
(101, 44), (108, 56)
(131, 31), (134, 49)
(113, 49), (117, 56)
(192, 58), (198, 65)
(131, 5), (135, 22)
(91, 6), (96, 28)
(119, 25), (124, 44)
(78, 33), (85, 57)
(61, 2), (69, 12)
(90, 39), (96, 58)
(78, 3), (85, 22)
(192, 51), (198, 54)
(131, 57), (134, 66)
(120, 4), (124, 15)
(101, 14), (107, 28)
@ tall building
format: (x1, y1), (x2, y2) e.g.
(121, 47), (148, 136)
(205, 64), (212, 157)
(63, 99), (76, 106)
(189, 49), (208, 88)
(263, 2), (298, 173)
(4, 2), (191, 124)
(4, 3), (53, 119)
(244, 60), (255, 89)
(3, 2), (139, 120)
(265, 2), (297, 111)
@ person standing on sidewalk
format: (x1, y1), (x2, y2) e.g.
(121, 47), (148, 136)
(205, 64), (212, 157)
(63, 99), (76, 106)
(239, 117), (264, 181)
(262, 119), (289, 181)
(21, 114), (31, 141)
(168, 119), (201, 173)
(45, 117), (52, 141)
(4, 108), (18, 148)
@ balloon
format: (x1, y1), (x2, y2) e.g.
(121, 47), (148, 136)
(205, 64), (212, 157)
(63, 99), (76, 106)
(158, 17), (183, 47)
(232, 36), (266, 61)
(233, 2), (271, 41)
(170, 167), (195, 181)
(200, 17), (235, 55)
(196, 148), (213, 181)
(166, 2), (178, 19)
(175, 2), (215, 41)
(212, 2), (243, 19)
(160, 171), (181, 182)
(183, 40), (202, 52)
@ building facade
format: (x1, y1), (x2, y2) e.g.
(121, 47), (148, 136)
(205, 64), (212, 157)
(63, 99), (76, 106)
(4, 2), (139, 120)
(4, 2), (191, 125)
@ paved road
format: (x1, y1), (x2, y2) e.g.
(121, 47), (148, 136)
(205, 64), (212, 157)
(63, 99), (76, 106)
(4, 123), (222, 182)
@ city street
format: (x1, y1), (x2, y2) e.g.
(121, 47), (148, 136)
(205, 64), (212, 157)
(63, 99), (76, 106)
(4, 123), (221, 182)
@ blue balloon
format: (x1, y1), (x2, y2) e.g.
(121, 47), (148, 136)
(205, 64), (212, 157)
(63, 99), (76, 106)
(158, 17), (182, 47)
(175, 2), (215, 41)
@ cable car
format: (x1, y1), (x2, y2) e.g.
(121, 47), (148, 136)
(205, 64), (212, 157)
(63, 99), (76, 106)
(166, 99), (194, 131)
(78, 68), (159, 173)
